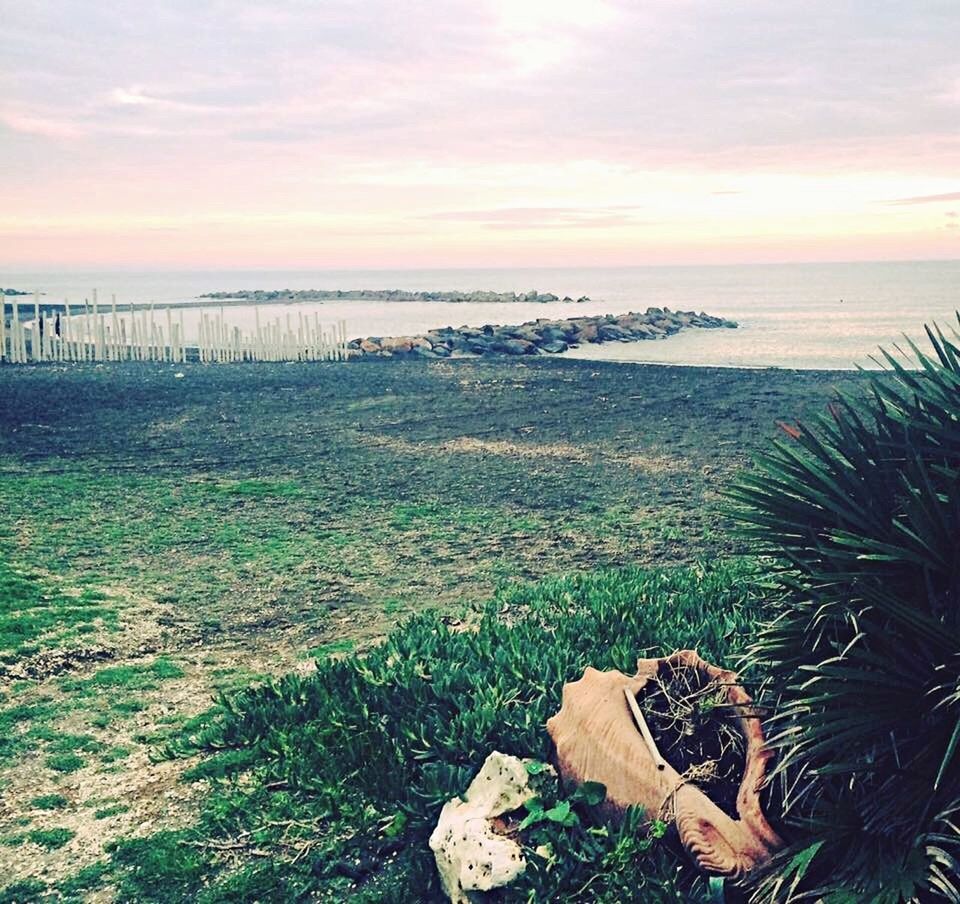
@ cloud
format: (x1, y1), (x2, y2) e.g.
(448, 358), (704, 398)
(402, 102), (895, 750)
(882, 191), (960, 205)
(3, 0), (960, 265)
(0, 111), (82, 138)
(5, 0), (959, 163)
(419, 206), (648, 229)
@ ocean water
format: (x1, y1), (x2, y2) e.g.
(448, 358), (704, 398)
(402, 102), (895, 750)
(3, 260), (958, 370)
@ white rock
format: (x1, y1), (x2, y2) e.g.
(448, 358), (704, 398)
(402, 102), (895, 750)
(429, 751), (554, 903)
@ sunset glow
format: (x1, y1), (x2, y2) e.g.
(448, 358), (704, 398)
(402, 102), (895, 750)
(2, 1), (959, 268)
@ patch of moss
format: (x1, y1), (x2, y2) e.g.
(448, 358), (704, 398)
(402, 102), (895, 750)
(0, 563), (118, 661)
(94, 803), (130, 819)
(46, 752), (85, 773)
(301, 639), (355, 660)
(31, 793), (69, 810)
(28, 827), (75, 849)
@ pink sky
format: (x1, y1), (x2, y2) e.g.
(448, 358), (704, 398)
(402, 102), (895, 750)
(2, 0), (959, 269)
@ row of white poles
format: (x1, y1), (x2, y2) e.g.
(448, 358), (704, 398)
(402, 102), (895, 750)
(1, 291), (349, 365)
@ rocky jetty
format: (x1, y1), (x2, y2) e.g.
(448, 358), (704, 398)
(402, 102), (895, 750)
(348, 307), (736, 359)
(199, 288), (589, 304)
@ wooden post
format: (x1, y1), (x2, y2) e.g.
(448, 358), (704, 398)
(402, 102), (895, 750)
(0, 292), (6, 363)
(221, 314), (226, 362)
(81, 300), (89, 361)
(31, 291), (40, 362)
(18, 314), (26, 363)
(111, 295), (119, 362)
(9, 307), (18, 363)
(91, 289), (100, 361)
(147, 304), (155, 362)
(178, 309), (185, 363)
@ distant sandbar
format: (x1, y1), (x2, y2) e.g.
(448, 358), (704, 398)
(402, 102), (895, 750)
(199, 288), (591, 304)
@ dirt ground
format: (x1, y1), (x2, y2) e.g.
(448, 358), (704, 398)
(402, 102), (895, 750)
(0, 356), (864, 891)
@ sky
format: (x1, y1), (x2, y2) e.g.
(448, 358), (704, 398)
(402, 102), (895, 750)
(1, 0), (959, 269)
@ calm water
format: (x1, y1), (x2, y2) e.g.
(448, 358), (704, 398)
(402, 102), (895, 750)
(3, 261), (958, 369)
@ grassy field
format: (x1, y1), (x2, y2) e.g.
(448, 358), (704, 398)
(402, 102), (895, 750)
(0, 357), (863, 899)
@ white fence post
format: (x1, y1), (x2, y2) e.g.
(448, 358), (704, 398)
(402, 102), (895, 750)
(0, 297), (346, 366)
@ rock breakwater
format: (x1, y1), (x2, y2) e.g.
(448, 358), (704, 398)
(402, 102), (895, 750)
(200, 288), (589, 304)
(348, 308), (736, 359)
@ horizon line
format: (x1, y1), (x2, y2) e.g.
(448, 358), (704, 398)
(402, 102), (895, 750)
(3, 255), (960, 275)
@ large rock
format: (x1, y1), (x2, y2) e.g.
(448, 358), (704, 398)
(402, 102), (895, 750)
(493, 338), (535, 355)
(429, 752), (555, 903)
(540, 340), (569, 354)
(573, 322), (599, 342)
(652, 319), (680, 334)
(505, 326), (541, 343)
(381, 336), (413, 353)
(597, 324), (632, 341)
(540, 324), (575, 342)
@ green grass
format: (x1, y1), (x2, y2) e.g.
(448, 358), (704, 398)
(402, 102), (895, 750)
(28, 827), (75, 850)
(46, 732), (103, 754)
(91, 559), (763, 903)
(301, 639), (355, 660)
(0, 464), (728, 639)
(31, 793), (69, 810)
(62, 657), (184, 695)
(0, 561), (117, 662)
(57, 862), (109, 899)
(0, 880), (47, 904)
(45, 751), (85, 774)
(94, 803), (130, 819)
(208, 478), (305, 499)
(100, 745), (132, 764)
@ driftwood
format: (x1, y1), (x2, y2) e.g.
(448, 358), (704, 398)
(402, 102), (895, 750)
(546, 649), (781, 877)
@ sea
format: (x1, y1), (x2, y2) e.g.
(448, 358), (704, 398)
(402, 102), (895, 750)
(3, 260), (958, 370)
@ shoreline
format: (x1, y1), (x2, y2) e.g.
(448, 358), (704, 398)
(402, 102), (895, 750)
(0, 353), (863, 376)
